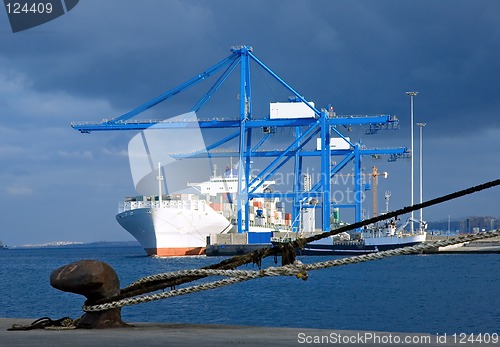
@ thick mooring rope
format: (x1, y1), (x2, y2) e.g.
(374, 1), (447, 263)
(93, 178), (500, 308)
(83, 229), (500, 312)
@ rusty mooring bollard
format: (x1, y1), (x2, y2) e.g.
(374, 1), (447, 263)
(50, 260), (128, 328)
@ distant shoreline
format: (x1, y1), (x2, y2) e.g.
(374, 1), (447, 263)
(9, 241), (141, 249)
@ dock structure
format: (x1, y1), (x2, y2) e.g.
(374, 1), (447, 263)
(0, 318), (474, 347)
(71, 46), (408, 235)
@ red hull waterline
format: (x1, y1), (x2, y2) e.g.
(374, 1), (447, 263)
(145, 247), (206, 256)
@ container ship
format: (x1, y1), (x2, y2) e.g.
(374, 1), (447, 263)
(116, 166), (426, 256)
(116, 166), (297, 256)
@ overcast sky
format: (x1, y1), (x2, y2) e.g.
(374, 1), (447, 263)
(1, 1), (500, 246)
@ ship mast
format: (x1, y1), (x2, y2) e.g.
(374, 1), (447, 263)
(157, 162), (163, 205)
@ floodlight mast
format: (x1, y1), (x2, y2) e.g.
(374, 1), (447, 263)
(406, 91), (418, 233)
(416, 122), (426, 230)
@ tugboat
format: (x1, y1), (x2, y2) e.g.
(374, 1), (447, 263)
(296, 217), (427, 255)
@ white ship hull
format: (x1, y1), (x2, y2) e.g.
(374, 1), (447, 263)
(364, 232), (426, 247)
(116, 169), (310, 256)
(116, 199), (232, 256)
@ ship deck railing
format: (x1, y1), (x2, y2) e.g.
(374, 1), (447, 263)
(118, 199), (207, 213)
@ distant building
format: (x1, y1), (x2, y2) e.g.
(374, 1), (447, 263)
(427, 216), (497, 235)
(459, 216), (496, 234)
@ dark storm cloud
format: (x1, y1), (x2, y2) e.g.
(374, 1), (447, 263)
(1, 0), (500, 244)
(1, 1), (218, 107)
(2, 0), (499, 134)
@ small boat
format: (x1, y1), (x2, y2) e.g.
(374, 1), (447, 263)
(273, 218), (427, 256)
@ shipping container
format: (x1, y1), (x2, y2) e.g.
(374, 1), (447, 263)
(316, 137), (351, 150)
(253, 201), (263, 208)
(210, 203), (224, 211)
(269, 101), (315, 119)
(248, 231), (273, 244)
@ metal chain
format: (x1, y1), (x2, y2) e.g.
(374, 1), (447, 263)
(83, 229), (500, 312)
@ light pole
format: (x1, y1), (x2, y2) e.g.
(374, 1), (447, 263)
(417, 122), (426, 231)
(406, 91), (418, 233)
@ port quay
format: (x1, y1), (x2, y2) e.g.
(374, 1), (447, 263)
(5, 46), (493, 344)
(2, 318), (498, 346)
(3, 1), (500, 345)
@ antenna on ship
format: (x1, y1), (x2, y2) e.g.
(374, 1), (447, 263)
(385, 190), (391, 214)
(157, 162), (163, 205)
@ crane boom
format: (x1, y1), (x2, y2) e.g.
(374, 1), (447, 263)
(371, 166), (388, 217)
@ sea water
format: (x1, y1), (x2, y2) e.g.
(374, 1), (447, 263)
(0, 246), (499, 334)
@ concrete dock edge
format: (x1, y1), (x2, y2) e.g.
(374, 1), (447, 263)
(2, 318), (494, 346)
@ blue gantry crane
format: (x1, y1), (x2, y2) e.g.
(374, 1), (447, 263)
(71, 45), (408, 234)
